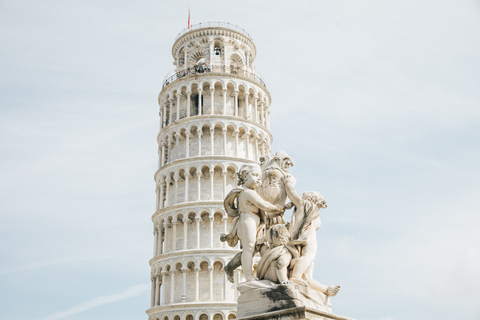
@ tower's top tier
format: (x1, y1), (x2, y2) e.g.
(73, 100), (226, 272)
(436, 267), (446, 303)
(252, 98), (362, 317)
(171, 22), (257, 75)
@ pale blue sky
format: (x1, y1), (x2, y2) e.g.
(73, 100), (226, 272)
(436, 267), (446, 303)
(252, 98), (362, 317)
(1, 1), (479, 320)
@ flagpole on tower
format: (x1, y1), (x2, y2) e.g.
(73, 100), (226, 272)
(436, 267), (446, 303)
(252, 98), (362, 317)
(187, 5), (191, 29)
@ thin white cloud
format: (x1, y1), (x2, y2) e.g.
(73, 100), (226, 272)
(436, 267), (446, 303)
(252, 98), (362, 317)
(0, 256), (105, 276)
(37, 283), (149, 320)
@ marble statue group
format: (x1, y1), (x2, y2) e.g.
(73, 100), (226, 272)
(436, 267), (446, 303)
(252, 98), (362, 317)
(220, 151), (341, 301)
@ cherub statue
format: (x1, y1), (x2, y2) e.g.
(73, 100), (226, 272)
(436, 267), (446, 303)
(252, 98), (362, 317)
(255, 224), (298, 284)
(221, 163), (284, 282)
(289, 191), (340, 297)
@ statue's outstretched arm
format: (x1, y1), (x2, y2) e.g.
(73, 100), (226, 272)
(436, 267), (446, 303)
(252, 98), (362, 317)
(284, 174), (303, 208)
(246, 190), (283, 213)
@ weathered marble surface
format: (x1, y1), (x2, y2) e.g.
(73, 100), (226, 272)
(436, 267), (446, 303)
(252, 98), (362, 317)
(237, 280), (332, 318)
(237, 306), (354, 320)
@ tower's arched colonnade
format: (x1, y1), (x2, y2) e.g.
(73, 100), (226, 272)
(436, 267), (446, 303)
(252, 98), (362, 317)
(147, 23), (272, 320)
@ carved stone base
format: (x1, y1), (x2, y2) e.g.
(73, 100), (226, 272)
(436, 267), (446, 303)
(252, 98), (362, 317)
(237, 306), (354, 320)
(236, 280), (351, 320)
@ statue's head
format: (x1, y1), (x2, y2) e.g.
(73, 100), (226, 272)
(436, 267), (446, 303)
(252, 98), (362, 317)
(237, 163), (262, 187)
(302, 191), (327, 209)
(273, 151), (294, 172)
(260, 150), (294, 173)
(267, 224), (290, 247)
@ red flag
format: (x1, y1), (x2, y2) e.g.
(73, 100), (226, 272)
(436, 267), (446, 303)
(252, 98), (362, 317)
(187, 6), (191, 29)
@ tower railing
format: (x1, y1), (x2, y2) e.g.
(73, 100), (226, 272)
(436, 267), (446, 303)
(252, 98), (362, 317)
(175, 22), (252, 41)
(162, 66), (266, 89)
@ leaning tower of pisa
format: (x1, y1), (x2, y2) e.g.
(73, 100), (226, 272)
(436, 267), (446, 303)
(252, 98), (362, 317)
(147, 22), (273, 320)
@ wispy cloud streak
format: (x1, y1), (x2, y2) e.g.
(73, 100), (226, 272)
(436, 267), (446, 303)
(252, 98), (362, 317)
(38, 283), (149, 320)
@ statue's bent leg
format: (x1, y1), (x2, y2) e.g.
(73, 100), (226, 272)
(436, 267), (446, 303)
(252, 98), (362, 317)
(276, 254), (292, 284)
(224, 252), (242, 283)
(290, 245), (316, 285)
(237, 213), (259, 282)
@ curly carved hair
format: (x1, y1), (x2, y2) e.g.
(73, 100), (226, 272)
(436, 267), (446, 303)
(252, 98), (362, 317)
(267, 224), (290, 247)
(237, 163), (261, 186)
(302, 191), (327, 209)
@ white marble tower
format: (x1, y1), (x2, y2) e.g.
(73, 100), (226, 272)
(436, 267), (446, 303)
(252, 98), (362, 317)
(147, 22), (273, 320)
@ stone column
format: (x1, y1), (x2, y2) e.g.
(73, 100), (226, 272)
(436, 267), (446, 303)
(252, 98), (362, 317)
(184, 174), (189, 202)
(164, 222), (171, 253)
(161, 271), (167, 305)
(210, 86), (215, 115)
(166, 138), (171, 164)
(162, 103), (167, 127)
(151, 276), (156, 307)
(185, 132), (190, 158)
(208, 266), (213, 301)
(181, 267), (188, 302)
(173, 174), (179, 204)
(197, 129), (202, 156)
(168, 98), (173, 124)
(244, 92), (249, 118)
(254, 136), (259, 161)
(222, 88), (227, 114)
(223, 269), (228, 301)
(155, 275), (160, 306)
(186, 91), (191, 117)
(195, 217), (201, 248)
(159, 182), (164, 210)
(176, 93), (181, 121)
(245, 132), (250, 159)
(197, 89), (203, 115)
(171, 220), (177, 252)
(234, 90), (239, 117)
(170, 270), (175, 303)
(222, 170), (227, 199)
(165, 178), (171, 207)
(194, 267), (200, 302)
(183, 217), (188, 250)
(159, 106), (163, 129)
(234, 130), (239, 157)
(155, 186), (160, 211)
(209, 215), (214, 248)
(175, 134), (180, 159)
(254, 97), (258, 122)
(157, 147), (161, 169)
(158, 226), (164, 255)
(209, 169), (214, 200)
(260, 102), (264, 126)
(161, 142), (166, 167)
(210, 128), (214, 155)
(153, 226), (158, 256)
(196, 171), (202, 201)
(222, 128), (227, 155)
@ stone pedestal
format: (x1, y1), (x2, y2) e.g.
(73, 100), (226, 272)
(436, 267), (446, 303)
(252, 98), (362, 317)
(237, 306), (354, 320)
(236, 281), (353, 320)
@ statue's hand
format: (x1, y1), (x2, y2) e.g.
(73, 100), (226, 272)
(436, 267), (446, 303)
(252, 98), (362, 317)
(284, 173), (296, 185)
(284, 202), (293, 210)
(274, 204), (284, 213)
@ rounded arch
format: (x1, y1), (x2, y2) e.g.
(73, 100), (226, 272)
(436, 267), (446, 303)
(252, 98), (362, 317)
(230, 53), (244, 68)
(188, 49), (208, 65)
